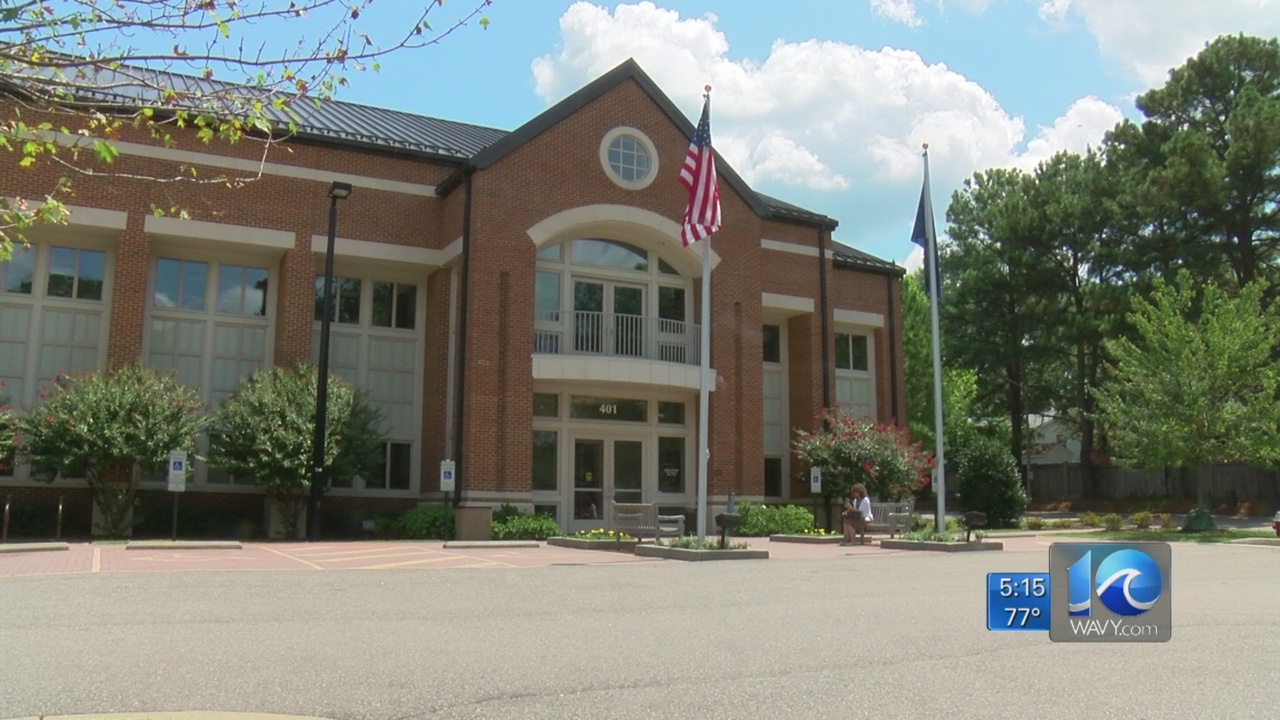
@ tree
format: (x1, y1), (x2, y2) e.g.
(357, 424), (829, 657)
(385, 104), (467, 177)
(1103, 34), (1280, 296)
(955, 433), (1027, 528)
(209, 364), (384, 539)
(941, 167), (1058, 468)
(0, 0), (492, 254)
(902, 269), (981, 460)
(17, 364), (208, 537)
(1093, 272), (1280, 512)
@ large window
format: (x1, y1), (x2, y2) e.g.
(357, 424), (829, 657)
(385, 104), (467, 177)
(834, 330), (875, 419)
(312, 271), (423, 493)
(762, 322), (788, 498)
(0, 242), (108, 412)
(533, 238), (695, 363)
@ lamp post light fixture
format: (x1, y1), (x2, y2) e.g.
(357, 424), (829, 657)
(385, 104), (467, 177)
(306, 180), (352, 541)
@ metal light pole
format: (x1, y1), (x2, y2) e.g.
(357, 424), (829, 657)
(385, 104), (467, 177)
(307, 180), (352, 541)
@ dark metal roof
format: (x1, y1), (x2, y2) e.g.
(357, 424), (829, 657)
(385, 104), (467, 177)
(6, 57), (841, 228)
(830, 240), (904, 277)
(2, 60), (507, 160)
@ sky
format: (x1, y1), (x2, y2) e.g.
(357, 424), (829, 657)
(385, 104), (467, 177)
(193, 0), (1280, 270)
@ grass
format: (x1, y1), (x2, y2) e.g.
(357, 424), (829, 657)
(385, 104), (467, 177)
(1047, 528), (1275, 543)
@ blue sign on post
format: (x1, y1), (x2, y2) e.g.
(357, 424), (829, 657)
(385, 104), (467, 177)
(167, 450), (187, 492)
(440, 460), (456, 493)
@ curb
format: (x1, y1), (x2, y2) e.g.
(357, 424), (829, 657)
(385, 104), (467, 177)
(0, 542), (71, 554)
(125, 540), (243, 550)
(442, 540), (540, 549)
(1231, 538), (1280, 547)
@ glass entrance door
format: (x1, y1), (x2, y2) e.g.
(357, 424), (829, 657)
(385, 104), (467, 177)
(570, 436), (646, 531)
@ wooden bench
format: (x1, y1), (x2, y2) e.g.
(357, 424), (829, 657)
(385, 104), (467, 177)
(868, 500), (914, 536)
(612, 502), (686, 544)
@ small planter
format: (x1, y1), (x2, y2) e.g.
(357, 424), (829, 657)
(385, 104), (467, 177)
(880, 539), (1004, 553)
(547, 536), (639, 552)
(634, 544), (769, 561)
(769, 534), (844, 544)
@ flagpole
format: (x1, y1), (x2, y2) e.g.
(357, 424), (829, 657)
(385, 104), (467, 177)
(697, 226), (711, 544)
(922, 143), (947, 533)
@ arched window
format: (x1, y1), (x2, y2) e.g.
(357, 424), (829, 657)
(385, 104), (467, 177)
(533, 239), (696, 364)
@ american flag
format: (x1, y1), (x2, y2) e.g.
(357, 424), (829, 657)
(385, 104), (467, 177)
(679, 93), (721, 246)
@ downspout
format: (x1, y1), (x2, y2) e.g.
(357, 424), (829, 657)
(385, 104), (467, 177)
(887, 274), (899, 422)
(451, 173), (473, 508)
(817, 228), (831, 412)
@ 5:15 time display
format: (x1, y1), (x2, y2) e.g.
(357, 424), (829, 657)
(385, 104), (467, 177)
(986, 572), (1051, 632)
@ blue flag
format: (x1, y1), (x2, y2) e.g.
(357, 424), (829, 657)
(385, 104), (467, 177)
(911, 152), (941, 302)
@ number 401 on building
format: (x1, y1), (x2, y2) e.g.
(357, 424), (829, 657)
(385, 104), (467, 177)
(986, 573), (1051, 632)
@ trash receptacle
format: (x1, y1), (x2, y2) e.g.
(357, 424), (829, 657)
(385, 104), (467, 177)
(454, 503), (493, 541)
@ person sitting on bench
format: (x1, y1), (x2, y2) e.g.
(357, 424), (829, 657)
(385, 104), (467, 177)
(841, 483), (873, 546)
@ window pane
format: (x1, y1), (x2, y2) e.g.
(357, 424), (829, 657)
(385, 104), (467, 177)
(764, 457), (783, 497)
(154, 258), (180, 307)
(532, 430), (557, 491)
(365, 447), (388, 489)
(537, 244), (561, 261)
(372, 281), (393, 327)
(535, 271), (560, 318)
(76, 250), (105, 301)
(46, 247), (75, 297)
(658, 437), (685, 494)
(338, 278), (361, 324)
(658, 259), (679, 275)
(246, 267), (268, 316)
(395, 284), (416, 329)
(850, 334), (869, 371)
(569, 238), (648, 271)
(180, 260), (206, 310)
(658, 286), (685, 322)
(533, 393), (559, 418)
(657, 401), (685, 424)
(216, 265), (244, 314)
(835, 332), (852, 370)
(569, 396), (647, 422)
(4, 245), (35, 294)
(388, 442), (412, 490)
(762, 324), (781, 363)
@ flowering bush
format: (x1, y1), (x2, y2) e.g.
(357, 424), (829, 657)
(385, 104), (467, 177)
(209, 364), (384, 539)
(735, 501), (814, 536)
(18, 365), (208, 537)
(792, 406), (934, 503)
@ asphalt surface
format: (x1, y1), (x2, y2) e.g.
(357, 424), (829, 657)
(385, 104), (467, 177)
(2, 543), (1277, 720)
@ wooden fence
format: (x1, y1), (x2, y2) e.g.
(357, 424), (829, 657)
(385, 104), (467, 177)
(1027, 462), (1280, 502)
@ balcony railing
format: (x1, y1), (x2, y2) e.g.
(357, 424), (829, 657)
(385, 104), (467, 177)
(533, 310), (701, 366)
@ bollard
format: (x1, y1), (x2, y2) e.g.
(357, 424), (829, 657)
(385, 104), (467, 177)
(56, 495), (64, 540)
(2, 494), (10, 543)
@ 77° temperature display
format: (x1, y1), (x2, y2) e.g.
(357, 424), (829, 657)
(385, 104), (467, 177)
(986, 572), (1051, 632)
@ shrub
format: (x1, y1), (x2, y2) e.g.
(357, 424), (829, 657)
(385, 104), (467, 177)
(18, 365), (208, 538)
(736, 501), (814, 536)
(1050, 518), (1075, 529)
(1079, 511), (1101, 528)
(492, 513), (560, 540)
(1157, 512), (1175, 529)
(1129, 511), (1153, 530)
(209, 364), (385, 539)
(1102, 513), (1123, 531)
(792, 407), (934, 502)
(395, 505), (454, 540)
(1025, 517), (1046, 530)
(954, 434), (1027, 528)
(491, 503), (524, 524)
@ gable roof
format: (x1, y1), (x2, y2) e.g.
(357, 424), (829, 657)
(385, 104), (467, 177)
(831, 240), (904, 277)
(436, 58), (835, 230)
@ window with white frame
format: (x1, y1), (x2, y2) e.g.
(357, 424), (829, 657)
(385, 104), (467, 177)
(0, 242), (109, 412)
(144, 253), (273, 485)
(312, 272), (422, 492)
(834, 329), (875, 419)
(762, 322), (788, 497)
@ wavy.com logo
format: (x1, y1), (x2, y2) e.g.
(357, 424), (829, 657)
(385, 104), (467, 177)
(1049, 542), (1171, 642)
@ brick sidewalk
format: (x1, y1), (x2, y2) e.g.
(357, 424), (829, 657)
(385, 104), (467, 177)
(0, 533), (1052, 578)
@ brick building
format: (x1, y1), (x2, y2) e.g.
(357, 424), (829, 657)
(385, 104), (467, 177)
(0, 59), (905, 536)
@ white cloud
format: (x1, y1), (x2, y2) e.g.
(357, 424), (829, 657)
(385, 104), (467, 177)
(902, 244), (925, 272)
(1043, 1), (1280, 85)
(532, 2), (1121, 195)
(871, 0), (923, 27)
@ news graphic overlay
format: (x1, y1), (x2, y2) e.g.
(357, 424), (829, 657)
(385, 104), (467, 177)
(986, 573), (1051, 632)
(1048, 542), (1171, 642)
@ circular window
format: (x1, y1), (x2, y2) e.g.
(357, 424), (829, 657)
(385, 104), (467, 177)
(600, 127), (658, 190)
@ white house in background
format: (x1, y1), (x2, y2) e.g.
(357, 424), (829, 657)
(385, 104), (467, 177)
(1023, 414), (1082, 466)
